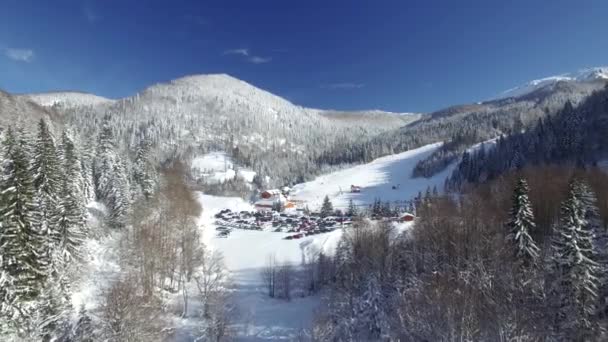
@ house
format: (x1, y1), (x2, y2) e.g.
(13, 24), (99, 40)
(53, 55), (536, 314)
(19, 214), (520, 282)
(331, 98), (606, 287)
(400, 213), (415, 222)
(255, 189), (295, 212)
(261, 189), (282, 199)
(350, 185), (361, 193)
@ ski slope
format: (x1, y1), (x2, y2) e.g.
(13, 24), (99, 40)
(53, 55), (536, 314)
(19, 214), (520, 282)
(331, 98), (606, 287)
(290, 142), (453, 210)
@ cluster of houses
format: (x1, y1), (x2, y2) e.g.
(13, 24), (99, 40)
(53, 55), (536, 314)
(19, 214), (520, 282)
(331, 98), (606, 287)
(253, 185), (415, 223)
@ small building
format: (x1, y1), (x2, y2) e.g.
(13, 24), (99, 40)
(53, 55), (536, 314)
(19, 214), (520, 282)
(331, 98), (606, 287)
(400, 213), (415, 222)
(261, 189), (282, 199)
(351, 185), (361, 193)
(255, 190), (295, 212)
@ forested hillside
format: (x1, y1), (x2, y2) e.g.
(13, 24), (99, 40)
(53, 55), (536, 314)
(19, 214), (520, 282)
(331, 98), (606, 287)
(447, 84), (608, 190)
(36, 74), (417, 188)
(312, 166), (608, 341)
(317, 78), (606, 171)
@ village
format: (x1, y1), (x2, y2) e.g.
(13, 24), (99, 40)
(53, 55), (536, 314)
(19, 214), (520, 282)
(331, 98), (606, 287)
(213, 185), (416, 239)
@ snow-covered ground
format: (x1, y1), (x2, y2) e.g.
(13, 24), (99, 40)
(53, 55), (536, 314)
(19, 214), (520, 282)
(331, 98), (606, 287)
(191, 152), (256, 184)
(290, 142), (452, 210)
(196, 193), (344, 341)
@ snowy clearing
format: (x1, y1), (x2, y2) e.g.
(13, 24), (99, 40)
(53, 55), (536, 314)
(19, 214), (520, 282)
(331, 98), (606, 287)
(191, 152), (256, 184)
(196, 193), (347, 341)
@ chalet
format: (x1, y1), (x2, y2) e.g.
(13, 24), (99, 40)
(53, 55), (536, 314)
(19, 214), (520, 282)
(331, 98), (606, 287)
(255, 189), (295, 212)
(261, 189), (282, 199)
(400, 213), (415, 222)
(350, 185), (361, 193)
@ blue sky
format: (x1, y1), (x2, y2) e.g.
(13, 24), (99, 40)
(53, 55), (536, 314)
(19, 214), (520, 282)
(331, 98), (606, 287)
(1, 0), (607, 113)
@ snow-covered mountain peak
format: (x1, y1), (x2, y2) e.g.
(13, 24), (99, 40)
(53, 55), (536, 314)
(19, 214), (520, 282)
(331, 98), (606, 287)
(142, 73), (297, 112)
(21, 91), (115, 108)
(575, 66), (608, 81)
(499, 66), (608, 99)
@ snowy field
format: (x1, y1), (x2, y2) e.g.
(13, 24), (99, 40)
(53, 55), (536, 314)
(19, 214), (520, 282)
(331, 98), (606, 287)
(291, 142), (453, 210)
(196, 193), (343, 341)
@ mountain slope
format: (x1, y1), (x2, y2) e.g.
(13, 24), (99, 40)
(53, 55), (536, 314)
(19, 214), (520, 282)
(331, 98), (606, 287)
(0, 90), (63, 130)
(51, 74), (415, 187)
(19, 91), (115, 108)
(498, 66), (608, 99)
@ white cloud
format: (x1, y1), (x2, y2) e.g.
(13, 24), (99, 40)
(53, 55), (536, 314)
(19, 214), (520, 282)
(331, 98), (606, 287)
(321, 82), (365, 90)
(223, 48), (249, 56)
(83, 6), (100, 23)
(248, 56), (272, 64)
(4, 48), (34, 62)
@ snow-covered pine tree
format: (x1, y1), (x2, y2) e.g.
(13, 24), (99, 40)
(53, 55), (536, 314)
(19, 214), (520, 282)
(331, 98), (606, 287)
(506, 178), (540, 269)
(79, 142), (95, 203)
(575, 181), (608, 317)
(94, 117), (131, 228)
(56, 131), (87, 255)
(347, 199), (358, 217)
(32, 119), (62, 249)
(72, 305), (94, 342)
(320, 195), (333, 218)
(30, 271), (73, 342)
(356, 273), (390, 341)
(61, 131), (85, 203)
(551, 180), (601, 339)
(55, 175), (86, 262)
(133, 137), (155, 199)
(106, 156), (131, 228)
(0, 127), (48, 328)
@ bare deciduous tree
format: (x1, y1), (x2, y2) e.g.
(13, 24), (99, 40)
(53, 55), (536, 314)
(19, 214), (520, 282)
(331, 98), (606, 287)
(261, 254), (277, 298)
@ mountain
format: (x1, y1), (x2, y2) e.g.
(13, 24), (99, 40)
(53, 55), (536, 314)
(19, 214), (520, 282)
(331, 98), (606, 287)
(9, 67), (608, 185)
(0, 90), (63, 129)
(318, 66), (608, 171)
(19, 91), (115, 108)
(446, 84), (608, 190)
(497, 66), (608, 99)
(41, 74), (418, 186)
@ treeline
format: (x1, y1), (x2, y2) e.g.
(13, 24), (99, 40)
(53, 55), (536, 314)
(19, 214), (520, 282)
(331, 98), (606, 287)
(412, 129), (481, 178)
(94, 163), (232, 341)
(311, 165), (608, 341)
(0, 116), (159, 340)
(0, 120), (89, 340)
(316, 82), (590, 170)
(447, 84), (608, 190)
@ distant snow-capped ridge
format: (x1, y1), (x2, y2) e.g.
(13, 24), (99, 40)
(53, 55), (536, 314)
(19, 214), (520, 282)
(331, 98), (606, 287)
(499, 66), (608, 99)
(22, 92), (115, 108)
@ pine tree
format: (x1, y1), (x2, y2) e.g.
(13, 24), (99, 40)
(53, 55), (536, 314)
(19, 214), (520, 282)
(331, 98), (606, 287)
(79, 142), (95, 203)
(357, 274), (389, 340)
(32, 119), (62, 249)
(347, 199), (358, 217)
(133, 137), (155, 199)
(506, 178), (540, 268)
(551, 180), (601, 339)
(576, 181), (608, 317)
(55, 131), (87, 260)
(31, 272), (73, 342)
(55, 176), (86, 262)
(320, 195), (333, 218)
(72, 305), (94, 342)
(0, 128), (47, 324)
(94, 120), (131, 228)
